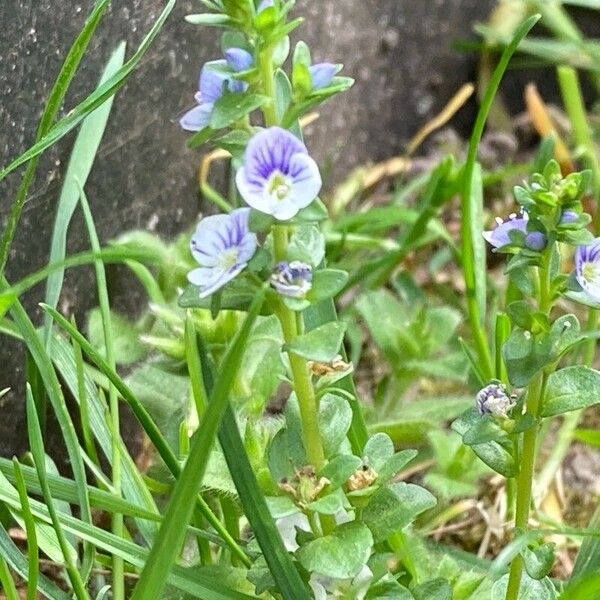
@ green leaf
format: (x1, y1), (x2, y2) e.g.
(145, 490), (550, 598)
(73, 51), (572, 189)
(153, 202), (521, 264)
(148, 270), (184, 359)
(125, 363), (190, 450)
(286, 321), (346, 362)
(178, 280), (268, 313)
(523, 543), (555, 580)
(87, 308), (146, 365)
(362, 482), (436, 543)
(503, 315), (581, 387)
(210, 93), (269, 129)
(462, 416), (508, 445)
(452, 410), (517, 477)
(287, 224), (325, 267)
(571, 504), (600, 587)
(318, 393), (353, 457)
(491, 573), (558, 599)
(365, 578), (414, 599)
(307, 269), (348, 302)
(413, 578), (452, 600)
(306, 488), (348, 515)
(541, 366), (600, 417)
(319, 455), (362, 490)
(378, 449), (418, 483)
(131, 292), (264, 599)
(363, 433), (394, 471)
(43, 43), (125, 342)
(296, 522), (373, 579)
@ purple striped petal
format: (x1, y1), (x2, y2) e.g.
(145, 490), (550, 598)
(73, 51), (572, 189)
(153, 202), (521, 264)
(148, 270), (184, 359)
(235, 128), (322, 220)
(575, 238), (600, 303)
(188, 208), (257, 297)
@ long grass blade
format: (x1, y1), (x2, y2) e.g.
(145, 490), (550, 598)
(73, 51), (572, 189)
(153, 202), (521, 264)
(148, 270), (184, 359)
(0, 522), (72, 600)
(0, 0), (110, 279)
(0, 0), (176, 185)
(25, 385), (90, 599)
(78, 182), (125, 597)
(0, 555), (19, 600)
(49, 333), (160, 544)
(43, 305), (249, 563)
(131, 291), (265, 600)
(43, 42), (126, 345)
(0, 473), (256, 600)
(460, 14), (540, 381)
(12, 459), (40, 600)
(197, 324), (312, 599)
(2, 287), (94, 568)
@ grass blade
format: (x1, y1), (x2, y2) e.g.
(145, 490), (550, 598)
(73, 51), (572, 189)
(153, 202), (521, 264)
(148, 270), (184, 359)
(12, 459), (40, 600)
(0, 523), (71, 600)
(0, 555), (19, 600)
(0, 0), (110, 279)
(131, 291), (265, 600)
(0, 473), (255, 600)
(0, 0), (176, 185)
(460, 14), (540, 381)
(78, 182), (125, 597)
(196, 323), (312, 599)
(43, 42), (126, 345)
(2, 286), (94, 572)
(43, 305), (250, 564)
(25, 385), (90, 600)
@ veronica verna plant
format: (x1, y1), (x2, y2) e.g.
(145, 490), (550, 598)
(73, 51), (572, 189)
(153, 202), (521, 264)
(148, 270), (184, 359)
(127, 1), (443, 598)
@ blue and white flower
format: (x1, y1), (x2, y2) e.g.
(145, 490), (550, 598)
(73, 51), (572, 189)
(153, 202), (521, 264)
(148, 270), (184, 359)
(270, 261), (313, 297)
(309, 63), (341, 90)
(483, 214), (546, 251)
(180, 50), (253, 132)
(236, 127), (322, 220)
(575, 238), (600, 303)
(188, 208), (257, 298)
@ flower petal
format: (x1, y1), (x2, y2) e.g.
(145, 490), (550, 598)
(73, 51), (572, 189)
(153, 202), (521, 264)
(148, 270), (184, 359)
(199, 60), (229, 104)
(243, 127), (308, 182)
(197, 263), (247, 298)
(179, 103), (213, 132)
(575, 238), (600, 303)
(483, 217), (527, 248)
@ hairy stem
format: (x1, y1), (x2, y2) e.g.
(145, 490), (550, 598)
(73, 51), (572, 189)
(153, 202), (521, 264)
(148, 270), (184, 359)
(505, 249), (552, 600)
(260, 43), (326, 470)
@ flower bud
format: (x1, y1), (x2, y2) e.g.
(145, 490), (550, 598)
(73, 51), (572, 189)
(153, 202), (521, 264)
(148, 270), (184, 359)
(270, 261), (313, 298)
(476, 383), (514, 418)
(524, 231), (547, 251)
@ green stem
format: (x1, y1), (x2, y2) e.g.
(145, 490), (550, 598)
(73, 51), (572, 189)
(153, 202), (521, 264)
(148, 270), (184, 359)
(505, 250), (552, 600)
(260, 40), (326, 470)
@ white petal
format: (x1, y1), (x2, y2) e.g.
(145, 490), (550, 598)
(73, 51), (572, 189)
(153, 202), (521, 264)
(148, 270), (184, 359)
(236, 167), (270, 213)
(187, 267), (218, 287)
(198, 263), (247, 299)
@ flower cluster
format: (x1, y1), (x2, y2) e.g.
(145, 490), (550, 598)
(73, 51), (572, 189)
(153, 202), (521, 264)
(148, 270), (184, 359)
(180, 48), (253, 132)
(186, 127), (323, 297)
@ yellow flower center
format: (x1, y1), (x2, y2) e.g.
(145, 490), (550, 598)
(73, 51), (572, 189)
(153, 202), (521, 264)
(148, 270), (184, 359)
(583, 262), (600, 284)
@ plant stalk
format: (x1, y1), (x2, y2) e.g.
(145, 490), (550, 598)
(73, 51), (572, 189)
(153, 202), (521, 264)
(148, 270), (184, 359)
(260, 42), (326, 470)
